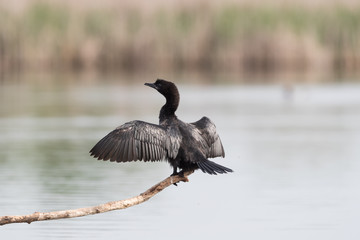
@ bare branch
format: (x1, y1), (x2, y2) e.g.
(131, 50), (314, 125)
(0, 170), (194, 226)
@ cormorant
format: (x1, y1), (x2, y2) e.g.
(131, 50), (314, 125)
(90, 79), (233, 176)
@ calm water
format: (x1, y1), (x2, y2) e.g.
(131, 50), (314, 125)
(1, 76), (360, 239)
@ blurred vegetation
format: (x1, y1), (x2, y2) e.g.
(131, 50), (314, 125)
(1, 2), (360, 75)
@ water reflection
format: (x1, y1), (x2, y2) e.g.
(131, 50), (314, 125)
(1, 76), (360, 239)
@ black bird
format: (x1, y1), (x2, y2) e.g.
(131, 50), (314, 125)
(90, 79), (233, 176)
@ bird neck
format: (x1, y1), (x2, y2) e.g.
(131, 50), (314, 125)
(159, 94), (179, 122)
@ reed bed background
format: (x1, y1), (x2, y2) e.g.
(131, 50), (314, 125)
(1, 1), (360, 76)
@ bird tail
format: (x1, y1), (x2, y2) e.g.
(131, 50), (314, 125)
(197, 160), (233, 175)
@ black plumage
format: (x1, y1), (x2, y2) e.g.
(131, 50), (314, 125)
(90, 79), (233, 175)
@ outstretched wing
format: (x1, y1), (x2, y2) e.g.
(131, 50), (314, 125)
(191, 117), (225, 158)
(90, 120), (181, 162)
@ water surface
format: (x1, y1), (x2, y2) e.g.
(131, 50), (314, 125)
(1, 77), (360, 239)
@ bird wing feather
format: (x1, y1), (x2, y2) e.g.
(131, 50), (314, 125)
(90, 120), (180, 162)
(190, 117), (225, 158)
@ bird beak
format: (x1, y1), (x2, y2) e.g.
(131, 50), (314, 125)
(145, 82), (157, 90)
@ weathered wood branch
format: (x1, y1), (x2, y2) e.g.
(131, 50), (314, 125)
(0, 170), (193, 226)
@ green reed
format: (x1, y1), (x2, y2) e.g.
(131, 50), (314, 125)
(1, 2), (360, 74)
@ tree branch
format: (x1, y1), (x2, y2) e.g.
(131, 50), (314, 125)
(0, 170), (194, 226)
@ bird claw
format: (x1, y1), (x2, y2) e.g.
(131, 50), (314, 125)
(170, 176), (178, 186)
(170, 171), (189, 186)
(170, 173), (178, 186)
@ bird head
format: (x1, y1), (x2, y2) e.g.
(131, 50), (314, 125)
(145, 79), (178, 99)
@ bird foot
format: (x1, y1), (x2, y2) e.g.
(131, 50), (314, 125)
(170, 170), (189, 186)
(170, 176), (178, 186)
(170, 172), (178, 186)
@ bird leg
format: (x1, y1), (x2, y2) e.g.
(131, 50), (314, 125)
(171, 166), (179, 186)
(171, 166), (178, 176)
